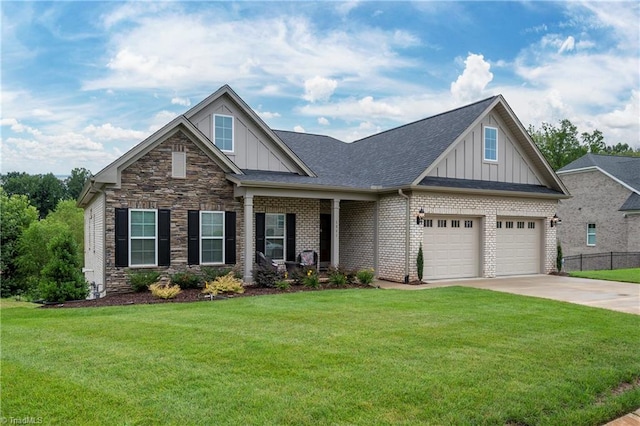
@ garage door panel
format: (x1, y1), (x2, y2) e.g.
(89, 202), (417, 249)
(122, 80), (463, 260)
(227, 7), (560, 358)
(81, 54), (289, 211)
(496, 218), (541, 276)
(423, 217), (480, 280)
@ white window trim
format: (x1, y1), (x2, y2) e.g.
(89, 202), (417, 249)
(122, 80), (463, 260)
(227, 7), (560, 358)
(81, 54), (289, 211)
(129, 209), (158, 267)
(265, 213), (286, 261)
(586, 223), (596, 246)
(213, 114), (234, 153)
(200, 211), (225, 265)
(483, 126), (498, 162)
(172, 151), (186, 178)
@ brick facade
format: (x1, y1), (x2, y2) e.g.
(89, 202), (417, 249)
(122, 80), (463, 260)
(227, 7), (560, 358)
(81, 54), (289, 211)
(558, 170), (637, 256)
(103, 130), (243, 293)
(339, 201), (376, 272)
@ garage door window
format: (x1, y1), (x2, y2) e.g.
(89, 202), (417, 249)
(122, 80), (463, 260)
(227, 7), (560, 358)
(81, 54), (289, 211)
(506, 221), (514, 229)
(465, 220), (473, 228)
(425, 219), (433, 228)
(528, 222), (535, 229)
(451, 220), (460, 228)
(437, 219), (447, 228)
(587, 223), (596, 246)
(496, 221), (502, 229)
(517, 221), (525, 229)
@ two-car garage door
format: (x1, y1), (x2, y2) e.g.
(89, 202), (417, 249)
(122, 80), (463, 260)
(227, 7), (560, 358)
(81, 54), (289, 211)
(422, 216), (542, 280)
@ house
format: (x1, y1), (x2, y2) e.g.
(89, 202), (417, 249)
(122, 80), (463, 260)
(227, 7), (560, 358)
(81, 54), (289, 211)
(78, 85), (569, 296)
(556, 154), (640, 261)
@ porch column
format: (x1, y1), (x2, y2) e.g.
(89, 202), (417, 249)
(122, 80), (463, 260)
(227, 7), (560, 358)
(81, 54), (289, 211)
(243, 193), (254, 283)
(331, 198), (340, 267)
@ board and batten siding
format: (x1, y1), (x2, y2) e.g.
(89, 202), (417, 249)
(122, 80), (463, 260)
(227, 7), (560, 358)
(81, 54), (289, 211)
(189, 94), (300, 173)
(83, 191), (106, 298)
(428, 112), (541, 185)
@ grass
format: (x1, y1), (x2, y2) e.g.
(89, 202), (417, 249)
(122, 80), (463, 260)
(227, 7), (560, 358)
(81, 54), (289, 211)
(0, 297), (39, 309)
(2, 287), (640, 425)
(569, 268), (640, 284)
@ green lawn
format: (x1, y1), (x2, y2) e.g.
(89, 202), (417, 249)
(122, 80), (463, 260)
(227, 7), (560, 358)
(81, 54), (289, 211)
(2, 288), (639, 425)
(569, 268), (640, 284)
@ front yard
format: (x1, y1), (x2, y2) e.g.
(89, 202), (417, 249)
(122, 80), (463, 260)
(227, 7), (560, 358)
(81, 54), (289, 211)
(569, 268), (640, 284)
(2, 287), (639, 425)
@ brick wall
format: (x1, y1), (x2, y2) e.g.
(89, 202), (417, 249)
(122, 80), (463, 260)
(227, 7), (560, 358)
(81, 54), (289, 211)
(103, 130), (243, 293)
(557, 171), (631, 256)
(377, 191), (558, 282)
(339, 201), (376, 271)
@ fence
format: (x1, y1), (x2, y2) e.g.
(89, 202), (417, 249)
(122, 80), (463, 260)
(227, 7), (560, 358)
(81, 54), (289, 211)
(562, 252), (640, 272)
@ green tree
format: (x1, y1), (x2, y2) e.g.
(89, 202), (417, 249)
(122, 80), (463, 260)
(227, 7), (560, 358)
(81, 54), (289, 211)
(604, 142), (640, 156)
(38, 232), (88, 302)
(1, 172), (66, 218)
(581, 129), (605, 153)
(65, 167), (91, 201)
(417, 243), (424, 282)
(46, 199), (84, 261)
(529, 119), (586, 170)
(0, 188), (39, 295)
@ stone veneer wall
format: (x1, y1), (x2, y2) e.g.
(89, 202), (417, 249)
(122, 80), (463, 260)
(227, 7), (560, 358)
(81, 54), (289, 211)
(103, 130), (243, 293)
(339, 201), (376, 272)
(253, 197), (320, 262)
(377, 191), (558, 282)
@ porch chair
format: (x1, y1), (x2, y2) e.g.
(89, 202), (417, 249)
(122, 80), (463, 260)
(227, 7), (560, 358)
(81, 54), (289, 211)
(256, 251), (278, 271)
(284, 250), (319, 274)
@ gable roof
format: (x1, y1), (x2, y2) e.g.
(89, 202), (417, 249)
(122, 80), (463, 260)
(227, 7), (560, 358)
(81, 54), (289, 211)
(558, 153), (640, 212)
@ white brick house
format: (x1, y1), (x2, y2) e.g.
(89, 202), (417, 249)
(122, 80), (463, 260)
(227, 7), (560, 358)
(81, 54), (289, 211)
(78, 85), (569, 295)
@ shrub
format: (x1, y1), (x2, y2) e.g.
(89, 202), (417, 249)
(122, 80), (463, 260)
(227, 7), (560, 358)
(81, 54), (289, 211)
(129, 271), (161, 292)
(417, 243), (424, 282)
(356, 268), (375, 285)
(204, 272), (244, 295)
(328, 267), (348, 286)
(302, 269), (320, 288)
(556, 244), (563, 272)
(275, 280), (290, 290)
(252, 265), (282, 288)
(171, 271), (201, 289)
(38, 233), (89, 302)
(149, 282), (182, 299)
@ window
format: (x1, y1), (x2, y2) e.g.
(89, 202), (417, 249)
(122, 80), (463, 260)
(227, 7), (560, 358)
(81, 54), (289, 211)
(496, 221), (502, 229)
(484, 126), (498, 161)
(506, 221), (514, 229)
(130, 209), (157, 266)
(425, 219), (433, 228)
(517, 221), (525, 229)
(172, 151), (186, 178)
(214, 114), (234, 151)
(437, 219), (447, 228)
(587, 223), (596, 246)
(464, 220), (473, 228)
(451, 220), (460, 228)
(265, 213), (285, 260)
(528, 222), (536, 229)
(201, 211), (224, 264)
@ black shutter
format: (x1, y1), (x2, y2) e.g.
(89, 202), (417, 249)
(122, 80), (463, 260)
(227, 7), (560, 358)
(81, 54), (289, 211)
(187, 210), (200, 265)
(158, 209), (170, 266)
(286, 213), (296, 262)
(225, 211), (236, 264)
(115, 208), (128, 267)
(255, 212), (265, 262)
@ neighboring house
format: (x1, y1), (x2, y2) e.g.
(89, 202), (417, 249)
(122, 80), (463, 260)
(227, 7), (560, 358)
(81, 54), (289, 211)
(556, 154), (640, 258)
(78, 85), (569, 296)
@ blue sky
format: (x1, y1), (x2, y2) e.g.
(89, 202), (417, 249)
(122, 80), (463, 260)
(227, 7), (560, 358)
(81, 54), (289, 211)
(1, 1), (638, 175)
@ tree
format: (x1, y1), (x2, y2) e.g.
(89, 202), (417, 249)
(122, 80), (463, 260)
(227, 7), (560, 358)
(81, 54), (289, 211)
(529, 119), (586, 170)
(46, 199), (84, 261)
(0, 189), (39, 295)
(38, 232), (88, 302)
(65, 167), (91, 201)
(416, 243), (424, 282)
(1, 172), (66, 218)
(581, 129), (605, 153)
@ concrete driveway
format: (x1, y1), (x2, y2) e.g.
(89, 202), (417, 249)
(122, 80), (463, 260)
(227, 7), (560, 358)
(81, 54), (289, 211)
(378, 275), (640, 315)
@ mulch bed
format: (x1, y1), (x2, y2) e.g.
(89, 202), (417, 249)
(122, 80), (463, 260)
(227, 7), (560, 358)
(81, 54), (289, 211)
(40, 283), (375, 309)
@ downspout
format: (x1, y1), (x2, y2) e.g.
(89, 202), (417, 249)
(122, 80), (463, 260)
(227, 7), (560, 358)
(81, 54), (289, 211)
(398, 189), (410, 284)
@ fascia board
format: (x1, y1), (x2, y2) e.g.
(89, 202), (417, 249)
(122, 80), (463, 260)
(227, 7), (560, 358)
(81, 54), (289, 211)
(558, 166), (639, 195)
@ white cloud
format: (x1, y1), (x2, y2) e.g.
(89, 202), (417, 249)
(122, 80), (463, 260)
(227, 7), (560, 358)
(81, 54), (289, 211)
(1, 117), (41, 136)
(335, 1), (360, 17)
(599, 90), (639, 129)
(171, 97), (191, 107)
(148, 110), (179, 132)
(358, 96), (402, 116)
(558, 36), (575, 53)
(257, 110), (281, 120)
(83, 123), (147, 141)
(450, 53), (493, 102)
(318, 117), (330, 125)
(293, 125), (305, 133)
(303, 76), (338, 103)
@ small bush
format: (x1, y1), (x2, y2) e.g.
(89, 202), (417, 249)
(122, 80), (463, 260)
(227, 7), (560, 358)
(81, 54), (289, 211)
(356, 268), (375, 285)
(417, 243), (424, 282)
(328, 267), (348, 286)
(338, 266), (357, 285)
(171, 271), (201, 289)
(38, 233), (88, 302)
(149, 282), (182, 299)
(204, 272), (244, 295)
(302, 269), (320, 288)
(556, 244), (563, 272)
(129, 271), (161, 292)
(275, 280), (290, 290)
(252, 265), (282, 288)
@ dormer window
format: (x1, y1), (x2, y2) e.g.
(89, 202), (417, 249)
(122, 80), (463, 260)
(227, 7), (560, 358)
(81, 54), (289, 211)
(214, 114), (234, 152)
(484, 126), (498, 161)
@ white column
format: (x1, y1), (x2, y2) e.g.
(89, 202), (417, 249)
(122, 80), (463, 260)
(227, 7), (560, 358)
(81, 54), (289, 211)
(243, 193), (254, 283)
(331, 198), (340, 267)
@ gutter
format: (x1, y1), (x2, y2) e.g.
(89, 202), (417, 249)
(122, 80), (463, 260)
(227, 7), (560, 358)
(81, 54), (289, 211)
(398, 189), (410, 284)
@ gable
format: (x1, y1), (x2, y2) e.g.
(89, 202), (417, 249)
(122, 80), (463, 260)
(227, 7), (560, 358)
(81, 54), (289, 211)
(427, 109), (542, 185)
(187, 91), (308, 174)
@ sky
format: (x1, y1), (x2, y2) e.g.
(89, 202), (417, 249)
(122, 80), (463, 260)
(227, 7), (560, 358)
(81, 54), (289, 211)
(1, 1), (638, 176)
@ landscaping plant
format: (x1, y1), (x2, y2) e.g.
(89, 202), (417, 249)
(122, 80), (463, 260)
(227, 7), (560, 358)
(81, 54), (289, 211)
(302, 269), (320, 288)
(556, 243), (563, 272)
(328, 266), (348, 286)
(37, 232), (88, 302)
(148, 282), (182, 299)
(417, 243), (424, 281)
(170, 271), (201, 289)
(203, 272), (244, 295)
(128, 271), (161, 292)
(356, 268), (375, 285)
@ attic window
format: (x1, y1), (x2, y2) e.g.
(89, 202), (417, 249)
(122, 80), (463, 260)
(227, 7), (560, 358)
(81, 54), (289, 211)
(484, 126), (498, 161)
(172, 151), (186, 178)
(213, 114), (234, 152)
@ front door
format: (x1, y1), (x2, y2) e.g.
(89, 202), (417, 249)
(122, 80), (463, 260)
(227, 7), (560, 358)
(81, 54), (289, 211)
(319, 213), (331, 268)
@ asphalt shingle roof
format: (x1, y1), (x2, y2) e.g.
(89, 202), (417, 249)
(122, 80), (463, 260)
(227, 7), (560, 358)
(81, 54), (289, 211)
(420, 177), (564, 196)
(558, 154), (640, 192)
